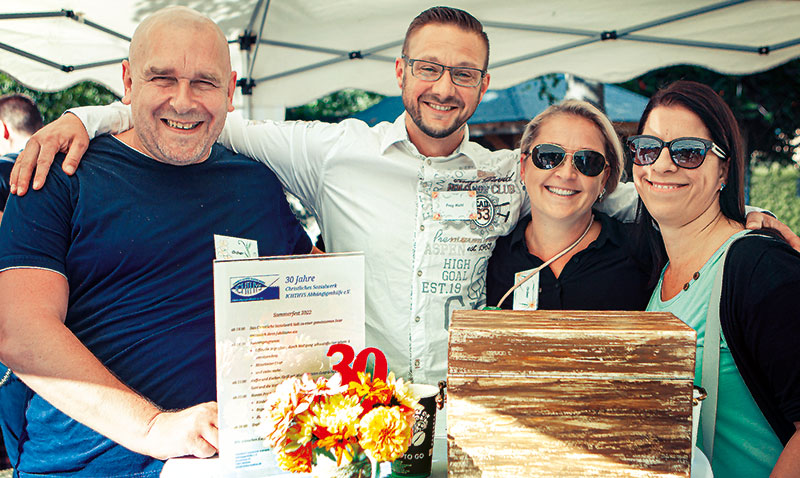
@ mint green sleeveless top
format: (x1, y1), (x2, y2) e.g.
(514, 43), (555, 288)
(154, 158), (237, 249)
(646, 230), (782, 477)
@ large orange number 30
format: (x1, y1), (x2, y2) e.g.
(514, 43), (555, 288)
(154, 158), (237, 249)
(327, 344), (388, 383)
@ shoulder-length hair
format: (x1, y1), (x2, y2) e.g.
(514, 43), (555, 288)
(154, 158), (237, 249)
(520, 99), (625, 196)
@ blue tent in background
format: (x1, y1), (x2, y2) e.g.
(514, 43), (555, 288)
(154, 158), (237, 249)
(352, 75), (648, 128)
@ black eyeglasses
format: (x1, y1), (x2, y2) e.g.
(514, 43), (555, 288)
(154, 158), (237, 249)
(627, 135), (728, 169)
(402, 55), (486, 87)
(526, 143), (607, 177)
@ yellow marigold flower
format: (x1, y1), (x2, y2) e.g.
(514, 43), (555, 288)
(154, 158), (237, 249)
(351, 373), (392, 406)
(387, 373), (420, 411)
(348, 371), (372, 395)
(276, 444), (313, 473)
(301, 372), (349, 399)
(287, 411), (315, 447)
(261, 376), (309, 448)
(316, 433), (360, 465)
(358, 406), (413, 462)
(313, 393), (363, 436)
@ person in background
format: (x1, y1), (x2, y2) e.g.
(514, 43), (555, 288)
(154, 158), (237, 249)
(0, 7), (311, 476)
(0, 93), (43, 222)
(631, 80), (800, 477)
(486, 100), (652, 310)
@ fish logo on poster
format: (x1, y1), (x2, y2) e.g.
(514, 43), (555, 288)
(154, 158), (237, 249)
(230, 275), (280, 302)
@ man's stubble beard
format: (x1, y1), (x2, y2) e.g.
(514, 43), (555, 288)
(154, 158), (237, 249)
(401, 77), (473, 140)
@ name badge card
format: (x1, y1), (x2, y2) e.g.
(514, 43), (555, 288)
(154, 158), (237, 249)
(432, 190), (477, 221)
(512, 268), (540, 311)
(214, 234), (259, 260)
(213, 253), (365, 477)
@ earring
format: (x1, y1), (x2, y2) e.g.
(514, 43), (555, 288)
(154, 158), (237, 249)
(597, 187), (606, 202)
(720, 183), (726, 191)
(521, 183), (526, 191)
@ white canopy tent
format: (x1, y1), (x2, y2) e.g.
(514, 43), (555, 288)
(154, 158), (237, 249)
(1, 0), (799, 119)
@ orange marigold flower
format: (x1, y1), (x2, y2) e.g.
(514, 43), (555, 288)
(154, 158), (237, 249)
(351, 372), (392, 407)
(301, 372), (349, 399)
(358, 406), (413, 462)
(287, 411), (315, 447)
(276, 444), (313, 473)
(387, 373), (420, 411)
(261, 376), (310, 448)
(316, 432), (360, 465)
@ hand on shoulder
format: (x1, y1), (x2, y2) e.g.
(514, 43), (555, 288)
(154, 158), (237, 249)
(11, 113), (89, 196)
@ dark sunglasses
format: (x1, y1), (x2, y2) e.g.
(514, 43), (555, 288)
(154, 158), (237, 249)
(627, 135), (728, 169)
(526, 143), (607, 177)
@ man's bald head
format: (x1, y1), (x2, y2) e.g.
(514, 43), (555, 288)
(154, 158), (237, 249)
(118, 6), (237, 166)
(129, 6), (231, 75)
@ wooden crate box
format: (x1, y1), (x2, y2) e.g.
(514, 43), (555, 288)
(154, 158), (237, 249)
(448, 310), (696, 478)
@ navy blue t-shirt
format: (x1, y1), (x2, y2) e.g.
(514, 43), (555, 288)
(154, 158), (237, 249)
(0, 153), (16, 211)
(0, 135), (311, 477)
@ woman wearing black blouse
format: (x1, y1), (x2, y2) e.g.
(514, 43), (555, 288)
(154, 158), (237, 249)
(486, 100), (652, 310)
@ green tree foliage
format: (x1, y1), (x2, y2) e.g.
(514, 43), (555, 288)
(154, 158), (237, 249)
(286, 89), (383, 122)
(0, 72), (118, 125)
(750, 164), (800, 232)
(619, 59), (800, 164)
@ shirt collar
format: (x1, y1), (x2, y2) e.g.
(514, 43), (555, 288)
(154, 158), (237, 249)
(590, 211), (624, 249)
(509, 214), (531, 248)
(380, 112), (478, 163)
(0, 153), (17, 163)
(509, 211), (623, 250)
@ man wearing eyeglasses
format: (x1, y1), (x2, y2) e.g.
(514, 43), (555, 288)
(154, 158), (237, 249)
(396, 16), (489, 155)
(8, 7), (792, 387)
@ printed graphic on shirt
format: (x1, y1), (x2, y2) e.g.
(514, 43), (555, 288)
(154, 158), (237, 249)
(434, 173), (516, 232)
(413, 160), (523, 333)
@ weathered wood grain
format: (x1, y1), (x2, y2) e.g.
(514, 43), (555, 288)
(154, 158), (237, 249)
(447, 310), (696, 478)
(449, 310), (695, 379)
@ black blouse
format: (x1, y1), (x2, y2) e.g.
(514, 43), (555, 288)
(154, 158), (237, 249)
(719, 234), (800, 444)
(486, 211), (653, 310)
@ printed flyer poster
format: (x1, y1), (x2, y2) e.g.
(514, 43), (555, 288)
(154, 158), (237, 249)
(213, 253), (366, 478)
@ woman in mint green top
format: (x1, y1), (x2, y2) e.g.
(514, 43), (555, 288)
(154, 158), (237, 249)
(629, 80), (800, 477)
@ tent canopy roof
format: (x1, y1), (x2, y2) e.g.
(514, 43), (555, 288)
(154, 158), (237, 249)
(1, 0), (798, 108)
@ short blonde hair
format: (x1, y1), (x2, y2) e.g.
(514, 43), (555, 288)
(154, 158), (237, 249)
(519, 100), (624, 195)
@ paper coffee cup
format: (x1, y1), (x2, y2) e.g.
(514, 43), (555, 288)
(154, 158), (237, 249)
(391, 384), (440, 478)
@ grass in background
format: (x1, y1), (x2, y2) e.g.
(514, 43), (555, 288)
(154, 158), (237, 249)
(750, 164), (800, 233)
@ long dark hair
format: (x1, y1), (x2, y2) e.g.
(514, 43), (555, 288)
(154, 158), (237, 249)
(633, 80), (746, 284)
